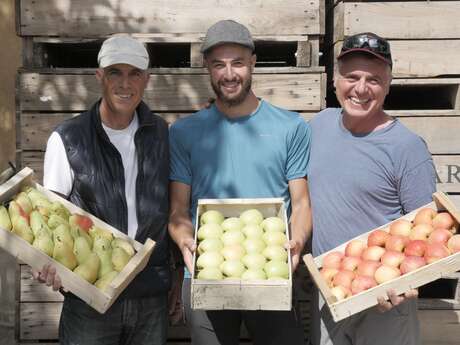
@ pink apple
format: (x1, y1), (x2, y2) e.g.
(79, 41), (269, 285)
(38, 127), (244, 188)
(428, 228), (453, 245)
(432, 212), (456, 231)
(351, 275), (377, 295)
(400, 256), (426, 274)
(404, 240), (427, 257)
(385, 235), (409, 252)
(424, 243), (450, 264)
(374, 265), (401, 284)
(413, 208), (437, 226)
(367, 229), (390, 247)
(320, 268), (339, 287)
(330, 285), (351, 301)
(322, 251), (344, 269)
(340, 256), (361, 272)
(357, 260), (381, 278)
(380, 250), (405, 268)
(447, 234), (460, 253)
(345, 240), (367, 257)
(389, 219), (412, 237)
(332, 270), (355, 289)
(409, 223), (433, 240)
(361, 246), (386, 261)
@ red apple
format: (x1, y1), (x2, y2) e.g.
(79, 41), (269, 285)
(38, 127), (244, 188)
(413, 208), (437, 226)
(400, 256), (426, 274)
(357, 260), (381, 278)
(409, 223), (433, 240)
(385, 235), (409, 252)
(320, 268), (339, 287)
(432, 212), (456, 231)
(345, 240), (367, 258)
(361, 246), (386, 261)
(322, 251), (344, 269)
(389, 219), (412, 237)
(340, 256), (362, 272)
(374, 265), (401, 284)
(428, 228), (453, 245)
(380, 250), (405, 268)
(332, 270), (355, 289)
(447, 234), (460, 253)
(330, 285), (351, 301)
(351, 275), (377, 295)
(404, 240), (427, 257)
(367, 229), (390, 247)
(424, 243), (450, 264)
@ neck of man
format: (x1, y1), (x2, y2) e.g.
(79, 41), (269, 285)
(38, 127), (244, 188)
(215, 91), (259, 119)
(99, 100), (136, 130)
(342, 109), (393, 134)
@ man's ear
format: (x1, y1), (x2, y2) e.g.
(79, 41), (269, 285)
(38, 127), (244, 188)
(95, 68), (103, 83)
(251, 54), (257, 71)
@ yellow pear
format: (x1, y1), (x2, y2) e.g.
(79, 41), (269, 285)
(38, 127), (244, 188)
(97, 249), (114, 279)
(93, 236), (112, 254)
(94, 271), (118, 291)
(74, 253), (100, 284)
(30, 210), (52, 237)
(70, 226), (93, 249)
(14, 192), (33, 214)
(73, 236), (92, 265)
(89, 226), (113, 242)
(112, 247), (131, 272)
(53, 224), (74, 249)
(26, 188), (52, 209)
(48, 214), (68, 230)
(12, 216), (34, 243)
(0, 205), (12, 231)
(50, 201), (70, 220)
(111, 238), (135, 257)
(53, 237), (77, 270)
(8, 200), (25, 224)
(32, 230), (54, 256)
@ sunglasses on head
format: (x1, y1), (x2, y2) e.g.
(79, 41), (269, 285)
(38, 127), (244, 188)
(342, 34), (391, 57)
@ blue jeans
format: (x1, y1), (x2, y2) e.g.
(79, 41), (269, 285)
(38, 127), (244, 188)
(59, 294), (168, 345)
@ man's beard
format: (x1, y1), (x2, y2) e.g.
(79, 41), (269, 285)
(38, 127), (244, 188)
(211, 76), (252, 107)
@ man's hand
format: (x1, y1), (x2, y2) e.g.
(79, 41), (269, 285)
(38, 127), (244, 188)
(179, 236), (196, 274)
(31, 264), (62, 291)
(285, 239), (303, 271)
(376, 288), (418, 312)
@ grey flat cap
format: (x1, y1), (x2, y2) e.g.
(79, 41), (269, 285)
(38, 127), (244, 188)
(98, 35), (149, 70)
(201, 20), (255, 53)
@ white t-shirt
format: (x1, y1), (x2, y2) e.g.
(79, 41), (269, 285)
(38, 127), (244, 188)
(44, 114), (140, 239)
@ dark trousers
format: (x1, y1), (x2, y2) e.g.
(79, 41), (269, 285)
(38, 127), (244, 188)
(183, 278), (306, 345)
(59, 293), (168, 345)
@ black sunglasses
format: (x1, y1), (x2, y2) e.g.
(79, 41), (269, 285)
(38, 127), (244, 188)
(342, 34), (391, 58)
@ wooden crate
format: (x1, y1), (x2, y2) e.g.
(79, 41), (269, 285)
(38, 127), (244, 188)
(191, 198), (292, 311)
(332, 2), (460, 78)
(303, 192), (460, 322)
(0, 167), (155, 314)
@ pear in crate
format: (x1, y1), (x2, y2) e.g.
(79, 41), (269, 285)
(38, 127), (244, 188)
(8, 200), (27, 223)
(74, 253), (100, 283)
(112, 247), (131, 272)
(93, 237), (114, 278)
(53, 236), (77, 270)
(111, 238), (135, 257)
(50, 201), (70, 220)
(73, 236), (92, 266)
(53, 224), (74, 249)
(32, 229), (54, 256)
(26, 188), (51, 209)
(89, 226), (113, 241)
(14, 192), (33, 214)
(95, 271), (119, 291)
(0, 205), (12, 230)
(12, 216), (34, 243)
(48, 214), (68, 230)
(30, 210), (52, 237)
(69, 214), (94, 233)
(70, 225), (93, 249)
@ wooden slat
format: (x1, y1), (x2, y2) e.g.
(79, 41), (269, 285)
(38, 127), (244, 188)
(20, 302), (61, 340)
(419, 310), (460, 345)
(334, 2), (460, 42)
(20, 265), (63, 302)
(333, 40), (460, 78)
(19, 0), (322, 37)
(19, 72), (325, 112)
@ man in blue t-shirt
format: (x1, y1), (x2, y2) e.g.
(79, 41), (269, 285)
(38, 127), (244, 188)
(308, 33), (436, 345)
(168, 20), (312, 345)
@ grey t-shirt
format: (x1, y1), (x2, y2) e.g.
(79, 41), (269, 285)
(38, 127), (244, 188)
(308, 108), (436, 256)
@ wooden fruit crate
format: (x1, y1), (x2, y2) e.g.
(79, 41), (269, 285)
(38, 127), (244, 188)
(304, 191), (460, 322)
(0, 167), (155, 314)
(191, 198), (292, 311)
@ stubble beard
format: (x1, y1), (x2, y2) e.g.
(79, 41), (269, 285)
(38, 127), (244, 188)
(211, 76), (252, 107)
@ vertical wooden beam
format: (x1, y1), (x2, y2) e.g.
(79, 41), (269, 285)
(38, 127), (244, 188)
(190, 43), (203, 67)
(296, 41), (311, 67)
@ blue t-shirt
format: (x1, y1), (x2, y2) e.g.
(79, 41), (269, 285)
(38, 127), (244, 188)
(169, 100), (311, 223)
(308, 108), (436, 256)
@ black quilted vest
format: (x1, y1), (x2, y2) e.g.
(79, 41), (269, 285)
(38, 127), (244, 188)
(56, 100), (170, 299)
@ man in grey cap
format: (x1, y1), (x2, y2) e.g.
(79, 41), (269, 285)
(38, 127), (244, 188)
(34, 35), (172, 345)
(168, 20), (311, 345)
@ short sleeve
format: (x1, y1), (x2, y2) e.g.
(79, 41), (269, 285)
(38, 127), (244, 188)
(286, 120), (311, 180)
(43, 132), (74, 196)
(169, 124), (192, 185)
